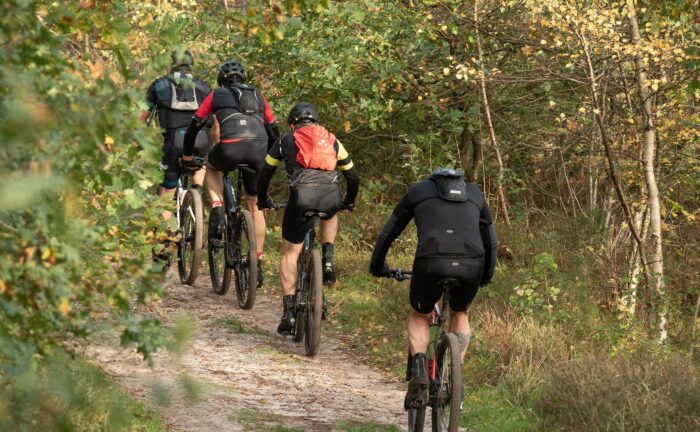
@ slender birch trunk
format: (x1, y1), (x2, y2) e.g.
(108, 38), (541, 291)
(576, 29), (651, 289)
(474, 0), (510, 226)
(626, 0), (667, 343)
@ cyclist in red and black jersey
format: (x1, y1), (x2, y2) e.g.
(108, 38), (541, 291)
(182, 60), (280, 287)
(257, 102), (360, 334)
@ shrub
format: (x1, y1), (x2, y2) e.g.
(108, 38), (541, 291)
(536, 348), (700, 431)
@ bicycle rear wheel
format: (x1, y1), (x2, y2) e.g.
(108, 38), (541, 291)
(234, 210), (257, 309)
(303, 250), (323, 357)
(177, 189), (203, 285)
(208, 212), (231, 295)
(431, 333), (462, 432)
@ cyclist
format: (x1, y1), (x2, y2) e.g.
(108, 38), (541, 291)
(257, 102), (360, 335)
(139, 49), (214, 261)
(369, 168), (498, 408)
(181, 60), (280, 288)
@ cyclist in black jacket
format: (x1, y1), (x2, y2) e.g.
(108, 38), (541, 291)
(369, 168), (498, 408)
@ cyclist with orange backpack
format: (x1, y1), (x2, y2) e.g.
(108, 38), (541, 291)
(257, 102), (360, 334)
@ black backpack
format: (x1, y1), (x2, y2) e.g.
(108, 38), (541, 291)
(228, 83), (262, 115)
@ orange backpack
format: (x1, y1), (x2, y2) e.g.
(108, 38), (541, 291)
(293, 125), (337, 170)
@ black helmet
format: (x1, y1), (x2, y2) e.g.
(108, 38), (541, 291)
(217, 60), (246, 86)
(287, 102), (319, 125)
(171, 49), (194, 68)
(431, 167), (464, 179)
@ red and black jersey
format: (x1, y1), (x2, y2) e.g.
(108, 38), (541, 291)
(194, 85), (276, 142)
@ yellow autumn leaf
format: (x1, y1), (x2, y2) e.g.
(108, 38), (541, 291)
(343, 120), (352, 133)
(58, 297), (71, 316)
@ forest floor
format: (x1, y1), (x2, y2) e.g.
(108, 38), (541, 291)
(88, 269), (407, 431)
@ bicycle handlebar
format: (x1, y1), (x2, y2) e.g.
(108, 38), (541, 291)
(388, 268), (412, 281)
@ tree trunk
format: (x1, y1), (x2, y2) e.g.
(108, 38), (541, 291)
(474, 0), (510, 226)
(627, 0), (667, 344)
(458, 120), (482, 182)
(576, 28), (651, 290)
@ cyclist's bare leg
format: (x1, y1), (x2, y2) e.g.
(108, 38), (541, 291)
(158, 186), (175, 220)
(279, 240), (303, 296)
(319, 215), (337, 243)
(205, 165), (224, 203)
(245, 195), (265, 255)
(448, 309), (471, 362)
(407, 309), (431, 355)
(192, 166), (206, 187)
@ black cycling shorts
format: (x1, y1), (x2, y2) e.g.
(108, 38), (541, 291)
(409, 256), (483, 314)
(161, 128), (210, 187)
(207, 138), (267, 196)
(282, 195), (336, 244)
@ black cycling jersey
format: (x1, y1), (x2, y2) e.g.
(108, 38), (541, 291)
(370, 176), (498, 286)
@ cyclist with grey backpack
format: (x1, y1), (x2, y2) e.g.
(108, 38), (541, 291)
(140, 49), (214, 262)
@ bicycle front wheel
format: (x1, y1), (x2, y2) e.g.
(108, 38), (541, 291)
(432, 333), (462, 432)
(177, 189), (203, 286)
(208, 212), (231, 295)
(303, 250), (323, 357)
(408, 406), (426, 432)
(234, 209), (258, 309)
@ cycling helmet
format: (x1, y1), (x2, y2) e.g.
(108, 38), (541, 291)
(217, 60), (246, 86)
(171, 49), (194, 68)
(287, 102), (319, 125)
(430, 167), (464, 178)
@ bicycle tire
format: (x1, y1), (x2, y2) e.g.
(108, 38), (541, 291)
(408, 406), (426, 432)
(292, 251), (307, 343)
(234, 210), (258, 309)
(304, 250), (323, 357)
(292, 294), (305, 343)
(177, 189), (203, 286)
(431, 333), (462, 432)
(208, 212), (231, 295)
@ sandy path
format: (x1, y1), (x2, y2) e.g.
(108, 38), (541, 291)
(89, 271), (406, 431)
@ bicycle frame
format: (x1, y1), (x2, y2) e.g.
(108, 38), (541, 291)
(221, 169), (245, 266)
(296, 216), (318, 301)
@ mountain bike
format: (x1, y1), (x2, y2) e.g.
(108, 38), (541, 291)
(174, 157), (206, 285)
(207, 164), (258, 310)
(290, 210), (326, 357)
(387, 269), (463, 432)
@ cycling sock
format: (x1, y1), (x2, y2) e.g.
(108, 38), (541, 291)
(455, 332), (471, 355)
(257, 251), (263, 260)
(211, 200), (223, 208)
(322, 242), (334, 262)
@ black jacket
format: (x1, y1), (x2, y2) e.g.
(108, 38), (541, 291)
(370, 176), (498, 285)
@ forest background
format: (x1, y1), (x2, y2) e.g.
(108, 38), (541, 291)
(0, 0), (698, 430)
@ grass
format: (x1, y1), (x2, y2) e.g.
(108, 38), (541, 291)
(213, 316), (269, 336)
(333, 419), (402, 431)
(461, 386), (537, 431)
(228, 408), (305, 431)
(0, 350), (165, 431)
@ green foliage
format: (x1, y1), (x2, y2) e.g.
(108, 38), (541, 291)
(0, 350), (165, 431)
(509, 252), (561, 318)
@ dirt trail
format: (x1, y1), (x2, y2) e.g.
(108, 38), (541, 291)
(89, 271), (406, 431)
